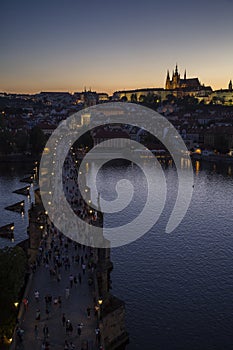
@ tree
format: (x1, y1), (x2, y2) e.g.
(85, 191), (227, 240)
(14, 130), (29, 153)
(166, 94), (176, 103)
(120, 96), (128, 102)
(0, 246), (27, 340)
(214, 134), (229, 153)
(0, 129), (14, 155)
(139, 95), (146, 103)
(29, 126), (46, 154)
(145, 93), (155, 104)
(130, 93), (137, 103)
(75, 129), (93, 150)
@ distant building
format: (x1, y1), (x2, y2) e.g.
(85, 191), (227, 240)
(165, 64), (201, 90)
(210, 81), (233, 105)
(92, 128), (130, 148)
(113, 88), (167, 102)
(36, 92), (73, 106)
(98, 93), (109, 102)
(204, 126), (233, 150)
(81, 113), (91, 126)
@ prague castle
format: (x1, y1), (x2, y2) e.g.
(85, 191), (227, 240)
(113, 65), (233, 104)
(165, 64), (201, 90)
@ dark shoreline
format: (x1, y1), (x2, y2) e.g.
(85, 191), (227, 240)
(191, 153), (233, 163)
(0, 154), (38, 163)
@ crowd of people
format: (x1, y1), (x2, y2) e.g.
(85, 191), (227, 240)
(17, 152), (104, 349)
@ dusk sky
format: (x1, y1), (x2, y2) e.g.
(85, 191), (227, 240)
(1, 0), (233, 94)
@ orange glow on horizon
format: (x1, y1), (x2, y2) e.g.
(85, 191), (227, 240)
(0, 80), (231, 96)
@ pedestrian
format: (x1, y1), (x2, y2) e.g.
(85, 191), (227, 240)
(75, 253), (79, 264)
(94, 305), (99, 317)
(57, 273), (61, 282)
(66, 320), (70, 335)
(16, 327), (24, 342)
(43, 324), (49, 339)
(74, 275), (77, 287)
(34, 324), (38, 339)
(77, 323), (83, 336)
(45, 295), (49, 307)
(64, 340), (69, 350)
(67, 259), (71, 269)
(48, 294), (52, 304)
(35, 309), (41, 321)
(58, 296), (62, 308)
(70, 341), (75, 349)
(95, 327), (101, 344)
(23, 297), (29, 311)
(62, 313), (66, 327)
(86, 306), (91, 318)
(82, 263), (86, 275)
(45, 307), (50, 320)
(78, 272), (82, 285)
(34, 290), (40, 302)
(65, 287), (70, 299)
(69, 322), (73, 335)
(69, 274), (74, 288)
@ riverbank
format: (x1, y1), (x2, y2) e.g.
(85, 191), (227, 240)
(191, 153), (233, 163)
(0, 154), (39, 163)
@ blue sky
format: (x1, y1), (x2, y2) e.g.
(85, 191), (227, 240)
(1, 0), (233, 93)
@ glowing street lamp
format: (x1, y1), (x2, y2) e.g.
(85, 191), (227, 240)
(98, 298), (103, 319)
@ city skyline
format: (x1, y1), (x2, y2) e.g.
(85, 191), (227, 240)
(1, 0), (233, 94)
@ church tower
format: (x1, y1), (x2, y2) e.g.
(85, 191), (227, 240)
(229, 80), (232, 91)
(172, 64), (180, 89)
(165, 70), (171, 90)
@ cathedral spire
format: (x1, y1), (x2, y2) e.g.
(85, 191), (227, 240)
(175, 63), (178, 74)
(165, 70), (171, 89)
(229, 80), (232, 91)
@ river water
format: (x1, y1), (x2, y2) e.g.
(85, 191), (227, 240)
(92, 159), (233, 350)
(1, 160), (233, 349)
(0, 162), (35, 248)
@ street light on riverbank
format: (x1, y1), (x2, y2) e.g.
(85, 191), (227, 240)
(98, 298), (103, 320)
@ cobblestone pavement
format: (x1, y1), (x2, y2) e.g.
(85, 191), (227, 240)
(18, 237), (99, 350)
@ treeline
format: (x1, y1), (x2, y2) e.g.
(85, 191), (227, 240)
(0, 125), (47, 155)
(0, 246), (27, 342)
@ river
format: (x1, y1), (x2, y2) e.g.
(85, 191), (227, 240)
(0, 162), (35, 248)
(91, 159), (233, 350)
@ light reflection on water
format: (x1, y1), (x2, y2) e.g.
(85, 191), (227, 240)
(0, 162), (34, 248)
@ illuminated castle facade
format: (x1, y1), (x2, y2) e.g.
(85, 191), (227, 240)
(165, 64), (201, 90)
